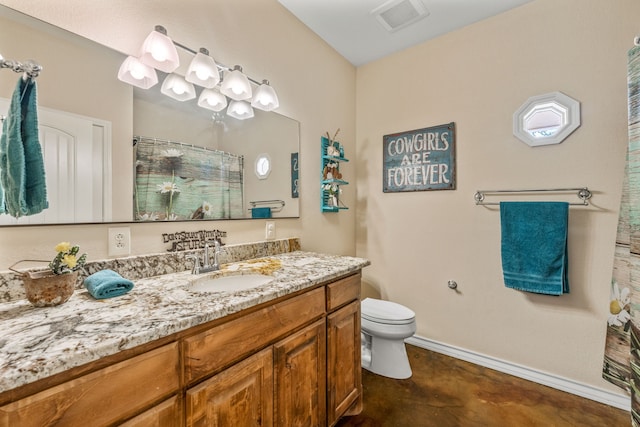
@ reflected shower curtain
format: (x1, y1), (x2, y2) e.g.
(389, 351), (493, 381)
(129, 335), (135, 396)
(134, 138), (244, 221)
(603, 44), (640, 424)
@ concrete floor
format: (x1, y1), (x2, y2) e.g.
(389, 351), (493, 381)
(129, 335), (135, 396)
(336, 344), (629, 427)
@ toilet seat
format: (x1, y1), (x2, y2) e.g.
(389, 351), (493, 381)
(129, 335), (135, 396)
(361, 298), (415, 325)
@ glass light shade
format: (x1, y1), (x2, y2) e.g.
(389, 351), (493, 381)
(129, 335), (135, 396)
(251, 80), (279, 111)
(186, 50), (220, 88)
(161, 74), (196, 101)
(198, 88), (227, 112)
(220, 65), (252, 101)
(139, 27), (180, 73)
(117, 56), (158, 89)
(227, 100), (254, 120)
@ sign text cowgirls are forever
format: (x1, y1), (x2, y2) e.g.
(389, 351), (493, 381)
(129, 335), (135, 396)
(383, 122), (456, 193)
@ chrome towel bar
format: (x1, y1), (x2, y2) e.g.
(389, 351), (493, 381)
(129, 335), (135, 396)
(249, 199), (285, 212)
(474, 187), (592, 206)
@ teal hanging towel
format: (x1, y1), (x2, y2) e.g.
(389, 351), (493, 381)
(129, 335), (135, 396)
(500, 201), (569, 295)
(0, 77), (48, 217)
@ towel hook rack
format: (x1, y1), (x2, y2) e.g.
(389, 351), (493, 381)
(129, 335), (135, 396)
(0, 58), (43, 80)
(474, 187), (592, 206)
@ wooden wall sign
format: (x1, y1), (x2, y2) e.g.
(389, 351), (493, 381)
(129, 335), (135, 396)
(162, 229), (227, 252)
(291, 152), (299, 198)
(383, 122), (456, 193)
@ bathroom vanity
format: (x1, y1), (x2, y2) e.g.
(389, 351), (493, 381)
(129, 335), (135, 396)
(0, 249), (369, 426)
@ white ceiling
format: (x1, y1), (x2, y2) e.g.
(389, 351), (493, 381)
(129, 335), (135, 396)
(277, 0), (534, 66)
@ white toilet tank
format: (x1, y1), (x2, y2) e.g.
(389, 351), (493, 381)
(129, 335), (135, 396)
(361, 298), (415, 324)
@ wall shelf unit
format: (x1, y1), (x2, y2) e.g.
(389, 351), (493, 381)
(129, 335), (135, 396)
(321, 136), (349, 212)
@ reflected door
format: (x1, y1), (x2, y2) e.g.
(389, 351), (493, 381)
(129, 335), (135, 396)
(0, 100), (112, 224)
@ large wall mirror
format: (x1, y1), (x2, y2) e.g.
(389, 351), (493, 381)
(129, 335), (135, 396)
(0, 5), (300, 226)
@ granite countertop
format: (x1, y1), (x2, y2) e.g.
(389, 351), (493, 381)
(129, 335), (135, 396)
(0, 251), (369, 395)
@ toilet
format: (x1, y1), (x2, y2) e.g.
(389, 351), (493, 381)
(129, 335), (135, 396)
(360, 297), (416, 379)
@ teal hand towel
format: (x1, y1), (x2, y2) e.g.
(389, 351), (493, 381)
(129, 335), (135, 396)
(84, 269), (134, 299)
(500, 201), (569, 296)
(0, 77), (48, 217)
(251, 207), (272, 218)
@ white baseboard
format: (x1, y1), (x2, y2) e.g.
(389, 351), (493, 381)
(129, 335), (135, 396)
(405, 335), (630, 412)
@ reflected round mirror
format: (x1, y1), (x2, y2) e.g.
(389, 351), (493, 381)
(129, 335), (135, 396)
(255, 154), (271, 180)
(513, 91), (580, 147)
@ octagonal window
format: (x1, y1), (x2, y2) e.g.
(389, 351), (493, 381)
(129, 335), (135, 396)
(513, 92), (580, 146)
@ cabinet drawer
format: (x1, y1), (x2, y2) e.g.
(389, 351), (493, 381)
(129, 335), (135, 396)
(326, 273), (361, 311)
(0, 342), (180, 427)
(184, 287), (325, 384)
(121, 395), (182, 427)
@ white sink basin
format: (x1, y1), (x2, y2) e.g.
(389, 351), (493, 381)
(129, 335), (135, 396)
(189, 273), (274, 293)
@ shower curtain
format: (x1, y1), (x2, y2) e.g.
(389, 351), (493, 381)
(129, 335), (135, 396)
(603, 44), (640, 425)
(134, 138), (244, 221)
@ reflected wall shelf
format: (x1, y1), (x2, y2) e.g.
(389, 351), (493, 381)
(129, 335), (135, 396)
(321, 136), (348, 212)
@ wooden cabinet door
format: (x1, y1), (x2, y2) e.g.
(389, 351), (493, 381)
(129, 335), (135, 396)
(274, 319), (326, 427)
(327, 300), (362, 426)
(120, 395), (182, 427)
(186, 347), (273, 427)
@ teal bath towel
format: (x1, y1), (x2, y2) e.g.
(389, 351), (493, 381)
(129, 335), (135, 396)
(0, 77), (48, 217)
(500, 202), (569, 295)
(251, 207), (272, 218)
(84, 269), (134, 299)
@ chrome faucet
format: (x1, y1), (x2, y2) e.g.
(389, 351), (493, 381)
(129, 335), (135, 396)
(211, 240), (223, 271)
(193, 240), (223, 274)
(203, 242), (212, 269)
(185, 253), (201, 275)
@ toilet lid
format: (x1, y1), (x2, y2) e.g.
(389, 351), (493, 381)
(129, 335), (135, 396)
(361, 298), (415, 324)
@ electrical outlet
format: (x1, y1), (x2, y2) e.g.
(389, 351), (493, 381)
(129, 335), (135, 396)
(108, 227), (131, 256)
(265, 221), (276, 240)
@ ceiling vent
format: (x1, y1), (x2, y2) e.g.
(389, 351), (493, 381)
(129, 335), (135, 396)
(371, 0), (430, 33)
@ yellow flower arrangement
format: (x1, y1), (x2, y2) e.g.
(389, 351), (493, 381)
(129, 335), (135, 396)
(49, 242), (87, 275)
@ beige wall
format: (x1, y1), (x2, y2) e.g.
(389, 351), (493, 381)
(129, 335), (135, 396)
(355, 0), (638, 394)
(2, 0), (635, 401)
(0, 0), (357, 266)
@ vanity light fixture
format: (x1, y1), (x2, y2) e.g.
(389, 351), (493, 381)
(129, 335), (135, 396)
(185, 48), (220, 88)
(251, 80), (279, 111)
(139, 26), (180, 73)
(197, 88), (228, 111)
(118, 25), (279, 119)
(227, 100), (254, 120)
(117, 56), (159, 89)
(220, 65), (252, 101)
(161, 74), (196, 101)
